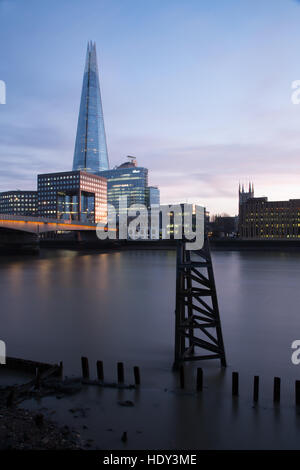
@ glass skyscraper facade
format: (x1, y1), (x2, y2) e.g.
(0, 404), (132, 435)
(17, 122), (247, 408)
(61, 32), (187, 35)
(73, 41), (109, 174)
(100, 159), (148, 215)
(146, 186), (160, 208)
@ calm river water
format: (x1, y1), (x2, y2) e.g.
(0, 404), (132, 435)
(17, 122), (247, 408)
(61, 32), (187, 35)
(2, 248), (300, 449)
(1, 248), (300, 382)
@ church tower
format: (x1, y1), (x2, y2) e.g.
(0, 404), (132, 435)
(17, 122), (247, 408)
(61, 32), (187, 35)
(239, 182), (254, 207)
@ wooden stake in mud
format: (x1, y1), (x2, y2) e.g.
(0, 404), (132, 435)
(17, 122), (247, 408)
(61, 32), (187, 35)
(117, 362), (124, 384)
(253, 376), (259, 402)
(133, 366), (140, 386)
(273, 377), (280, 403)
(81, 357), (89, 379)
(232, 372), (239, 396)
(196, 368), (203, 391)
(97, 360), (104, 382)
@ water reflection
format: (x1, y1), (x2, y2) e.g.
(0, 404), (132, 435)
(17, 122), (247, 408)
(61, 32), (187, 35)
(1, 249), (300, 388)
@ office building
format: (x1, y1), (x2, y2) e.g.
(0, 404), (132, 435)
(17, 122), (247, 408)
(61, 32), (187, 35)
(238, 184), (300, 239)
(37, 170), (107, 223)
(0, 190), (38, 216)
(147, 186), (160, 208)
(100, 157), (148, 215)
(159, 203), (205, 239)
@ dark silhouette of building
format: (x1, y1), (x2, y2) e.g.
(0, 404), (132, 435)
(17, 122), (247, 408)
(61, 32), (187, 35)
(239, 182), (254, 207)
(209, 214), (238, 238)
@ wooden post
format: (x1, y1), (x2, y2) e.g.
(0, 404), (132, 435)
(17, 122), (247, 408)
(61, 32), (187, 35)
(196, 367), (203, 391)
(6, 390), (14, 407)
(295, 380), (300, 406)
(253, 375), (259, 402)
(232, 372), (239, 396)
(35, 367), (41, 390)
(273, 377), (280, 403)
(179, 365), (185, 389)
(81, 356), (89, 379)
(133, 366), (140, 386)
(59, 361), (63, 380)
(117, 362), (124, 384)
(97, 360), (104, 382)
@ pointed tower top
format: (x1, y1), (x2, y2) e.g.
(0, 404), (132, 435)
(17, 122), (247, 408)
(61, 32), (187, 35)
(84, 41), (98, 74)
(73, 41), (109, 173)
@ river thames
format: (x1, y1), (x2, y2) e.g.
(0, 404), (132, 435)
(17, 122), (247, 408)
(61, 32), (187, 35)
(2, 248), (300, 448)
(1, 249), (300, 379)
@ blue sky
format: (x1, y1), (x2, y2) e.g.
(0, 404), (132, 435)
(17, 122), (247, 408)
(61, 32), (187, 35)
(1, 0), (300, 215)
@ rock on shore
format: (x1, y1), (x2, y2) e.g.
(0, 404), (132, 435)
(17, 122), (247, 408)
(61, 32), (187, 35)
(0, 405), (85, 450)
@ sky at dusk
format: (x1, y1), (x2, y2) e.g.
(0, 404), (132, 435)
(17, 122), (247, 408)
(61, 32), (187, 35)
(1, 0), (300, 215)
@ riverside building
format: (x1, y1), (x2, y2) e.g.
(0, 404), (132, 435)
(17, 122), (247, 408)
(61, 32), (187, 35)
(238, 184), (300, 239)
(100, 157), (150, 216)
(37, 171), (107, 223)
(0, 190), (38, 216)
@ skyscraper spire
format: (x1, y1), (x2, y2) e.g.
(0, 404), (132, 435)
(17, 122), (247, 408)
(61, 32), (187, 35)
(73, 41), (109, 173)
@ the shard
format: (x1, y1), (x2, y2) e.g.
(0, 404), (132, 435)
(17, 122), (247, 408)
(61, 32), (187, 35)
(73, 41), (109, 173)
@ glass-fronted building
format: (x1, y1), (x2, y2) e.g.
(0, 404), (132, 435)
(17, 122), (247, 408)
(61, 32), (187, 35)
(37, 171), (107, 223)
(0, 190), (38, 216)
(72, 41), (109, 174)
(146, 186), (160, 208)
(100, 159), (148, 215)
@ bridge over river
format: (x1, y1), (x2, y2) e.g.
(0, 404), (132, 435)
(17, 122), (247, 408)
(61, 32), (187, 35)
(0, 213), (107, 252)
(0, 214), (99, 233)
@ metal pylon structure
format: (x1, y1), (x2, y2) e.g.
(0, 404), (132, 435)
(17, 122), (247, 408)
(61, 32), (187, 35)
(174, 237), (226, 368)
